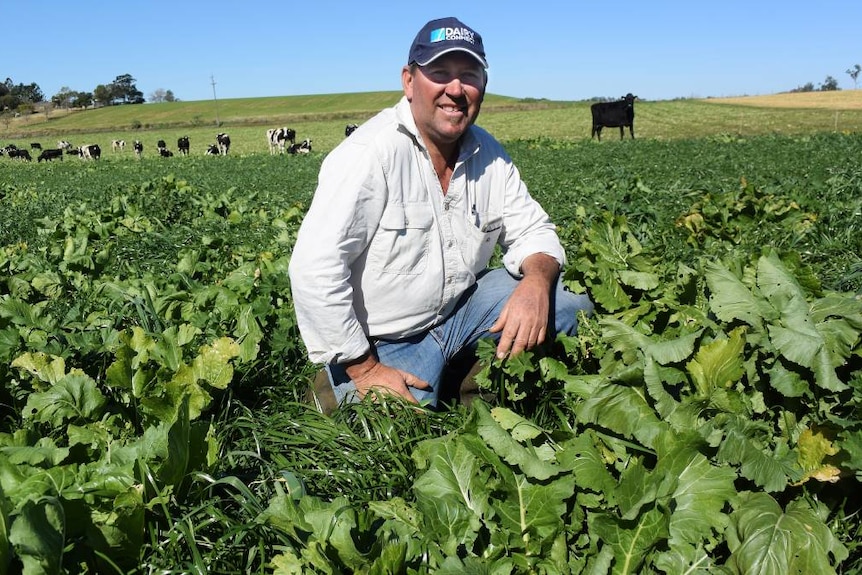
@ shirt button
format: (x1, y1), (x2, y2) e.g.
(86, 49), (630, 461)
(446, 276), (452, 284)
(444, 202), (450, 211)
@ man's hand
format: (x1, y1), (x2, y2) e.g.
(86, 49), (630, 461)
(344, 353), (430, 403)
(489, 253), (559, 360)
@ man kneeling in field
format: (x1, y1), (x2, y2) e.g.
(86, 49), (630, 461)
(288, 17), (593, 412)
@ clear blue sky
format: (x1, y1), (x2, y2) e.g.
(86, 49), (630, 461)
(5, 1), (861, 103)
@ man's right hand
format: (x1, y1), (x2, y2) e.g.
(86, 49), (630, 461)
(344, 354), (430, 403)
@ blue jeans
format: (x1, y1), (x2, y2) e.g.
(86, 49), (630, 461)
(327, 268), (594, 407)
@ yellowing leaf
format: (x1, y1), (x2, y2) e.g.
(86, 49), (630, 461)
(687, 327), (746, 397)
(193, 337), (240, 389)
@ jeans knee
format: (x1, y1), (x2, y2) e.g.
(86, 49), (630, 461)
(554, 288), (594, 336)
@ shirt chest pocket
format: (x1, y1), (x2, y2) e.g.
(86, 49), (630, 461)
(460, 212), (502, 273)
(370, 204), (434, 275)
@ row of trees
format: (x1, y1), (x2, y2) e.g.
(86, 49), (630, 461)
(1, 73), (177, 112)
(0, 78), (44, 112)
(790, 64), (862, 93)
(51, 74), (145, 109)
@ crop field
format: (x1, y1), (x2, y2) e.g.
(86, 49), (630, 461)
(2, 93), (862, 573)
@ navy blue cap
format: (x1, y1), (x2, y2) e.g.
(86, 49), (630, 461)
(408, 17), (488, 68)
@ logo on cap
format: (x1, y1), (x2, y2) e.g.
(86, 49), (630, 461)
(430, 27), (477, 45)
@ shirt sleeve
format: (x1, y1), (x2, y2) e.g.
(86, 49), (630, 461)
(288, 144), (386, 365)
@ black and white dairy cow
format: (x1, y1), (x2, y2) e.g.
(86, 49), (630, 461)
(266, 127), (296, 154)
(159, 147), (174, 158)
(79, 144), (101, 160)
(133, 140), (143, 158)
(590, 93), (637, 141)
(57, 140), (72, 151)
(177, 136), (190, 155)
(216, 133), (231, 155)
(288, 138), (312, 154)
(205, 144), (220, 155)
(345, 123), (359, 137)
(38, 148), (64, 162)
(111, 139), (125, 152)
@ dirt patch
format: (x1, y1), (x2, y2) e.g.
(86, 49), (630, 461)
(703, 90), (862, 110)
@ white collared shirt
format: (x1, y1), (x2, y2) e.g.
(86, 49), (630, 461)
(288, 97), (566, 364)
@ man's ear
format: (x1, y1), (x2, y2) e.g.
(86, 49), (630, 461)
(402, 66), (414, 101)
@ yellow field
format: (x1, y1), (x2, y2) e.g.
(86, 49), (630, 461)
(704, 89), (862, 110)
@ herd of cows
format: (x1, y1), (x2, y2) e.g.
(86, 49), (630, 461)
(1, 95), (639, 162)
(0, 125), (328, 163)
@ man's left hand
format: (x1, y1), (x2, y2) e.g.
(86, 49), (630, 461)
(489, 253), (559, 359)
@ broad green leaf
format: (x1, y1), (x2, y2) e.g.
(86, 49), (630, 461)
(576, 382), (666, 449)
(726, 492), (848, 574)
(617, 436), (736, 548)
(666, 449), (737, 546)
(8, 497), (65, 575)
(705, 262), (772, 326)
(767, 360), (810, 397)
(23, 374), (106, 427)
(0, 483), (9, 575)
(490, 407), (543, 442)
(412, 435), (490, 517)
(600, 318), (649, 365)
(652, 542), (717, 574)
(157, 394), (190, 486)
(11, 352), (67, 386)
(368, 497), (422, 536)
(644, 329), (702, 365)
(810, 346), (849, 392)
(556, 431), (619, 505)
(768, 324), (820, 367)
(1, 437), (69, 467)
(588, 505), (669, 575)
(475, 404), (561, 479)
(717, 428), (796, 492)
(618, 269), (660, 291)
(492, 473), (574, 553)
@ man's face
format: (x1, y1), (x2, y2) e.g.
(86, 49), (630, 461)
(403, 52), (486, 149)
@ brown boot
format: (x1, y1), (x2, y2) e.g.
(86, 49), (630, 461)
(459, 360), (495, 407)
(305, 369), (339, 415)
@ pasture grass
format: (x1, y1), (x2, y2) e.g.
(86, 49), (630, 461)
(4, 91), (862, 157)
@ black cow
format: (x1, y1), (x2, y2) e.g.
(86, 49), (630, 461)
(159, 147), (174, 158)
(345, 123), (359, 137)
(6, 148), (32, 161)
(133, 140), (143, 158)
(30, 142), (42, 150)
(177, 136), (190, 155)
(216, 133), (231, 155)
(590, 93), (637, 141)
(38, 149), (64, 162)
(157, 139), (167, 149)
(205, 144), (220, 155)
